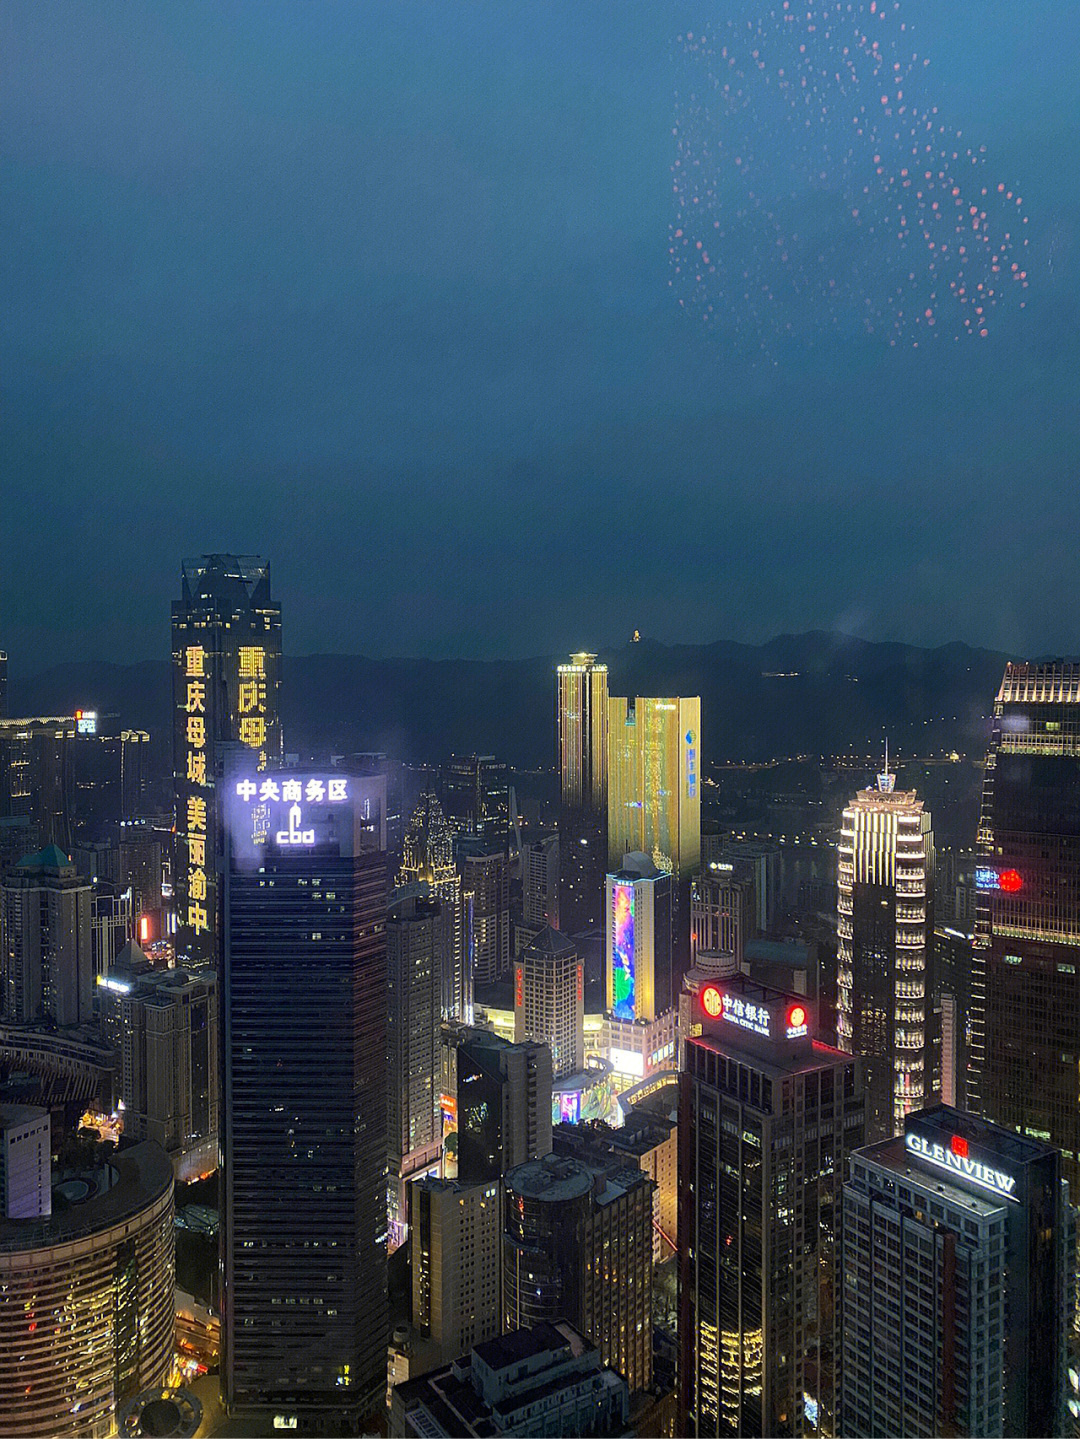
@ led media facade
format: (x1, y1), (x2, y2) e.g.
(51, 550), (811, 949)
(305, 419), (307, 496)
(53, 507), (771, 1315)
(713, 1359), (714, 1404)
(611, 881), (636, 1020)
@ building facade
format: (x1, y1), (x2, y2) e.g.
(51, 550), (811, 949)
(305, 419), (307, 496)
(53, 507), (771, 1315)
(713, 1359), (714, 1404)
(0, 1141), (175, 1439)
(691, 867), (751, 968)
(387, 890), (444, 1242)
(441, 755), (509, 850)
(398, 790), (466, 1021)
(503, 1147), (654, 1394)
(607, 695), (701, 881)
(172, 555), (282, 972)
(679, 975), (866, 1438)
(514, 927), (584, 1080)
(454, 1029), (553, 1184)
(220, 768), (387, 1431)
(840, 1106), (1076, 1438)
(971, 662), (1080, 1191)
(1, 844), (93, 1026)
(409, 1176), (502, 1372)
(520, 832), (559, 948)
(557, 653), (609, 936)
(98, 943), (218, 1170)
(837, 769), (934, 1141)
(461, 846), (510, 987)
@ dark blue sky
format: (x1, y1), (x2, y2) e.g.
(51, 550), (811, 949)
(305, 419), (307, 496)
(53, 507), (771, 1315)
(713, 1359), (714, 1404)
(3, 1), (1078, 669)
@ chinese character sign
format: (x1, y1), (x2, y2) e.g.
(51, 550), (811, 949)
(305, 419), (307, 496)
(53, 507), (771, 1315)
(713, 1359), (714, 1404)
(184, 647), (210, 935)
(229, 774), (353, 859)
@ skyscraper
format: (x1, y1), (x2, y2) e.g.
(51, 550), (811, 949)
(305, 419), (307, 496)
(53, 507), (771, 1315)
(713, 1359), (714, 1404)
(220, 767), (387, 1430)
(840, 1106), (1076, 1438)
(607, 695), (700, 881)
(557, 653), (609, 935)
(691, 867), (751, 968)
(97, 942), (218, 1177)
(454, 1029), (552, 1184)
(679, 974), (866, 1438)
(172, 555), (282, 972)
(503, 1143), (654, 1393)
(387, 890), (444, 1242)
(409, 1175), (503, 1372)
(603, 854), (677, 1090)
(514, 927), (584, 1080)
(837, 766), (934, 1141)
(398, 789), (466, 1021)
(440, 755), (510, 850)
(1, 844), (93, 1026)
(461, 845), (510, 987)
(520, 831), (559, 947)
(971, 662), (1080, 1191)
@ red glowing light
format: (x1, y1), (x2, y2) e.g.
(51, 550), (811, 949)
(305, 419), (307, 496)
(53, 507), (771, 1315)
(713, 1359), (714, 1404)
(998, 869), (1022, 893)
(950, 1134), (969, 1159)
(701, 985), (724, 1018)
(787, 1004), (807, 1029)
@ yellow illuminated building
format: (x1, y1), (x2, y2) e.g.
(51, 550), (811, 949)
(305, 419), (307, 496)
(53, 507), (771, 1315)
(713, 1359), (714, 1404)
(607, 697), (701, 879)
(172, 556), (282, 971)
(558, 654), (608, 811)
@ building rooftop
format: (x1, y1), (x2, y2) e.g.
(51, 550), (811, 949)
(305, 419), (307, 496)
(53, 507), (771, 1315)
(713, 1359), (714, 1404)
(521, 925), (577, 959)
(856, 1135), (1008, 1220)
(0, 1141), (173, 1254)
(14, 843), (74, 871)
(505, 1147), (650, 1209)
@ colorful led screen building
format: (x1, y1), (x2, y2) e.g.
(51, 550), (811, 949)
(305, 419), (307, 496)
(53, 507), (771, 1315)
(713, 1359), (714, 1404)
(607, 696), (700, 881)
(611, 882), (635, 1021)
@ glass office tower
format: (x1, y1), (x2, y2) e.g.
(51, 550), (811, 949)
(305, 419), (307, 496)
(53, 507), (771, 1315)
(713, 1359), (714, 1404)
(220, 767), (387, 1432)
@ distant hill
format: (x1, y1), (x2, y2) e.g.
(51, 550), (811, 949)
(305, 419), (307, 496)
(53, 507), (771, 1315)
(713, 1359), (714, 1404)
(8, 633), (1015, 768)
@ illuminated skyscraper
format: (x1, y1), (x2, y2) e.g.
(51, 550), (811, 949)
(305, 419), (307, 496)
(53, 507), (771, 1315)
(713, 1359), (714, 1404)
(602, 855), (677, 1088)
(837, 767), (934, 1142)
(440, 755), (510, 850)
(607, 696), (700, 881)
(220, 767), (387, 1431)
(172, 555), (282, 972)
(454, 1029), (553, 1184)
(840, 1107), (1076, 1439)
(691, 867), (750, 968)
(971, 662), (1080, 1192)
(679, 975), (866, 1438)
(398, 790), (466, 1021)
(461, 844), (510, 987)
(557, 654), (609, 935)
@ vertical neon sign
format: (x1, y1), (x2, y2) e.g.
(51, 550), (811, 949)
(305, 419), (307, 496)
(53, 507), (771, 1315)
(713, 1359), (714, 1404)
(612, 882), (636, 1020)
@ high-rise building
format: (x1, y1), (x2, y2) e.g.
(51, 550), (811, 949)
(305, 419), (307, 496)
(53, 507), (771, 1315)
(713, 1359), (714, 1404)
(840, 1105), (1076, 1438)
(971, 662), (1080, 1192)
(454, 1029), (552, 1184)
(602, 854), (677, 1089)
(387, 890), (444, 1242)
(691, 867), (751, 968)
(557, 653), (609, 936)
(0, 1104), (50, 1219)
(0, 716), (74, 858)
(520, 831), (559, 947)
(172, 555), (282, 972)
(390, 1322), (631, 1439)
(605, 854), (673, 1024)
(97, 942), (218, 1176)
(461, 845), (510, 987)
(714, 841), (782, 937)
(89, 881), (133, 980)
(440, 755), (509, 850)
(409, 1175), (503, 1372)
(398, 790), (466, 1021)
(679, 974), (866, 1438)
(514, 927), (584, 1080)
(1, 844), (93, 1026)
(837, 767), (934, 1141)
(608, 695), (700, 881)
(504, 1143), (654, 1393)
(0, 1139), (174, 1439)
(220, 767), (387, 1430)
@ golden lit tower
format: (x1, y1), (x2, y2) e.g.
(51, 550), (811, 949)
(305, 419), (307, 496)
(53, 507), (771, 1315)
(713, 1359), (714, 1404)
(607, 696), (701, 880)
(399, 790), (466, 1022)
(557, 654), (609, 934)
(171, 556), (282, 972)
(837, 762), (934, 1142)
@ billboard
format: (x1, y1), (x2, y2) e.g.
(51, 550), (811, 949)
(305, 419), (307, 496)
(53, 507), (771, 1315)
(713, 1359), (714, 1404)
(611, 881), (636, 1021)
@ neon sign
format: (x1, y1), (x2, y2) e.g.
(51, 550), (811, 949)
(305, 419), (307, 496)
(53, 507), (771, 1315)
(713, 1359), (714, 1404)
(975, 866), (1023, 893)
(686, 730), (697, 800)
(905, 1131), (1018, 1203)
(785, 1003), (808, 1039)
(611, 882), (636, 1021)
(234, 775), (350, 850)
(276, 804), (316, 847)
(184, 646), (210, 936)
(701, 985), (723, 1018)
(75, 710), (97, 735)
(721, 993), (770, 1038)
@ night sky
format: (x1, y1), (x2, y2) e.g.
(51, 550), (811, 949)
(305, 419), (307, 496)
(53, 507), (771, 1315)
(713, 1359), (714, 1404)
(3, 1), (1078, 670)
